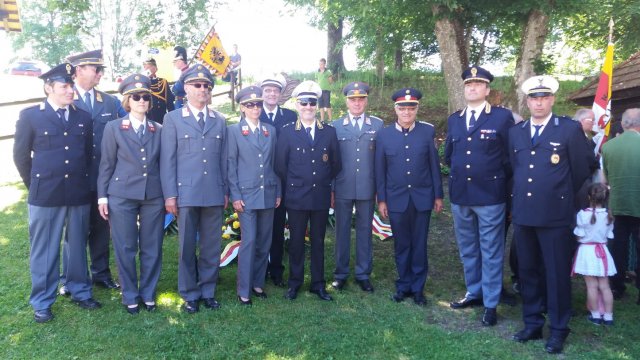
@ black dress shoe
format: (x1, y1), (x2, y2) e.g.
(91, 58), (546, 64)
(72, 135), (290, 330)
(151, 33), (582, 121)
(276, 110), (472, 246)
(284, 288), (298, 300)
(142, 303), (157, 312)
(310, 288), (333, 301)
(94, 278), (120, 289)
(34, 308), (53, 323)
(238, 296), (253, 306)
(545, 334), (568, 354)
(450, 296), (483, 309)
(182, 300), (199, 313)
(125, 305), (140, 315)
(72, 298), (102, 309)
(391, 291), (410, 303)
(252, 289), (268, 299)
(482, 307), (497, 326)
(413, 294), (427, 306)
(202, 298), (221, 309)
(512, 328), (543, 343)
(331, 279), (346, 290)
(356, 279), (374, 293)
(58, 285), (70, 297)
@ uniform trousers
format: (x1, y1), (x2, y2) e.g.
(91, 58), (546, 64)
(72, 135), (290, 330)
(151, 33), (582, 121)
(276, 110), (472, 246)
(237, 208), (274, 298)
(62, 191), (112, 283)
(451, 203), (505, 308)
(388, 198), (431, 295)
(109, 195), (164, 306)
(514, 224), (572, 336)
(268, 203), (287, 281)
(29, 204), (92, 310)
(333, 198), (374, 281)
(609, 215), (640, 292)
(178, 206), (223, 301)
(287, 209), (329, 291)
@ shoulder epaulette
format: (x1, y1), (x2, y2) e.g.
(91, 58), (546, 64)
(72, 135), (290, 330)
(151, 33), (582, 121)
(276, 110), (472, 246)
(419, 121), (434, 127)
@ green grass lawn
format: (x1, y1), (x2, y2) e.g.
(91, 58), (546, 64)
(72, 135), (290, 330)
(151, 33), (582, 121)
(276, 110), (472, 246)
(0, 181), (638, 359)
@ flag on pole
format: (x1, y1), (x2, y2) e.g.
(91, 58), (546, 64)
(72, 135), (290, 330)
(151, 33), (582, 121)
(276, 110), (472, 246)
(195, 26), (231, 76)
(591, 19), (615, 155)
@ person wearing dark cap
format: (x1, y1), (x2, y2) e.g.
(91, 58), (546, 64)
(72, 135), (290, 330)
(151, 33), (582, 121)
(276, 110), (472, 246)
(227, 86), (281, 305)
(171, 46), (189, 109)
(330, 82), (383, 293)
(259, 73), (297, 287)
(13, 63), (101, 323)
(375, 88), (444, 306)
(160, 64), (227, 313)
(144, 57), (175, 124)
(274, 80), (342, 301)
(97, 74), (164, 314)
(444, 66), (514, 326)
(62, 49), (123, 293)
(509, 75), (595, 354)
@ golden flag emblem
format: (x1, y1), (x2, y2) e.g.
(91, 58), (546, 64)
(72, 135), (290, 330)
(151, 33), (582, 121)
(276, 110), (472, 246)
(195, 26), (231, 76)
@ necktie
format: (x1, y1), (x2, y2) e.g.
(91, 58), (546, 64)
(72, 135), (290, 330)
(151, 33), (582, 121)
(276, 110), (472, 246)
(84, 92), (92, 111)
(198, 112), (205, 131)
(353, 116), (360, 130)
(137, 124), (144, 140)
(532, 125), (543, 145)
(56, 108), (67, 121)
(306, 127), (313, 144)
(268, 112), (274, 122)
(468, 110), (477, 130)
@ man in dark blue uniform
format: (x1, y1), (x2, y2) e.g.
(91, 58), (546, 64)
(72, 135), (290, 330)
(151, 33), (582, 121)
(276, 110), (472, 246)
(62, 49), (123, 292)
(445, 66), (514, 326)
(331, 81), (384, 293)
(375, 88), (444, 306)
(171, 46), (189, 109)
(260, 73), (297, 287)
(13, 63), (102, 323)
(274, 80), (341, 301)
(509, 76), (595, 354)
(143, 57), (175, 124)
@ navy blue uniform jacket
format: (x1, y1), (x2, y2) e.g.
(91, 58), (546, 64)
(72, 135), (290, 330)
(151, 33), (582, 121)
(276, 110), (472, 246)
(508, 115), (595, 227)
(13, 102), (93, 206)
(445, 104), (514, 205)
(275, 120), (341, 210)
(375, 122), (444, 212)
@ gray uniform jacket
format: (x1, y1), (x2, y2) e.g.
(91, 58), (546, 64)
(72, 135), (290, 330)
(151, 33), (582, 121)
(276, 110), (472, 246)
(227, 118), (281, 209)
(97, 116), (163, 200)
(332, 114), (383, 200)
(160, 105), (228, 207)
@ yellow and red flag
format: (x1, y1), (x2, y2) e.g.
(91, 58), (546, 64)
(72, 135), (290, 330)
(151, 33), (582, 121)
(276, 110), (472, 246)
(592, 21), (614, 155)
(195, 26), (230, 76)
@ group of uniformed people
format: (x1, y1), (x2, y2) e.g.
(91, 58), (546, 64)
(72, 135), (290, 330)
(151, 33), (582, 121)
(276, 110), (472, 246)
(14, 50), (596, 354)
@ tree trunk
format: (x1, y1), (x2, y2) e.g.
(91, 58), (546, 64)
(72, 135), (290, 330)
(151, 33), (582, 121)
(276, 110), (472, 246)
(327, 17), (346, 75)
(375, 28), (384, 79)
(511, 9), (550, 116)
(432, 4), (468, 114)
(394, 47), (403, 70)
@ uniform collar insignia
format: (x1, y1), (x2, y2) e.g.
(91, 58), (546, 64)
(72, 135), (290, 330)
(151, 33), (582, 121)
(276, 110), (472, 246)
(40, 102), (46, 110)
(182, 107), (190, 117)
(148, 122), (156, 132)
(364, 117), (371, 125)
(95, 92), (103, 102)
(121, 119), (131, 130)
(342, 117), (349, 126)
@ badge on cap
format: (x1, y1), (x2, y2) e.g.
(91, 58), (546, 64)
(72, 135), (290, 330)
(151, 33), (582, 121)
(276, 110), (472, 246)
(66, 64), (72, 74)
(471, 67), (477, 77)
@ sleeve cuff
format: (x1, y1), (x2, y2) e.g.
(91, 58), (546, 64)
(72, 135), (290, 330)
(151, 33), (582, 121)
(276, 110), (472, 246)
(98, 197), (108, 204)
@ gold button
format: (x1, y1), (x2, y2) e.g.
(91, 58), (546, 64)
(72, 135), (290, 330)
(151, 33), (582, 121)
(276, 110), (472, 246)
(529, 164), (534, 169)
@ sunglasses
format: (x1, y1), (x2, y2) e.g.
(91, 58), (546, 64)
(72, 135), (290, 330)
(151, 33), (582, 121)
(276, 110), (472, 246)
(243, 102), (263, 109)
(131, 94), (151, 102)
(298, 101), (317, 107)
(189, 83), (211, 89)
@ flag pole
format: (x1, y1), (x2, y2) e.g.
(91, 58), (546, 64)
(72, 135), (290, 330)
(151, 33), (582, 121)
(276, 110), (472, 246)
(608, 17), (614, 43)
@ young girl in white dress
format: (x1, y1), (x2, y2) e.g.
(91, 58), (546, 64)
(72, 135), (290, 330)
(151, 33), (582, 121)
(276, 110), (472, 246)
(572, 183), (616, 326)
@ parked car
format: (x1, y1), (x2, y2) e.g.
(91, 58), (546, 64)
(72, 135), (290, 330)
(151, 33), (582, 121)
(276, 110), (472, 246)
(10, 61), (47, 77)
